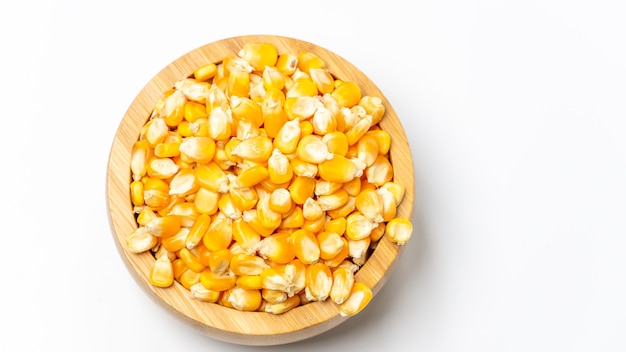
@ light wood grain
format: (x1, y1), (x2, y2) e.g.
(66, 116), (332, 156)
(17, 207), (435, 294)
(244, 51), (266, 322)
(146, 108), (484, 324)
(106, 34), (415, 346)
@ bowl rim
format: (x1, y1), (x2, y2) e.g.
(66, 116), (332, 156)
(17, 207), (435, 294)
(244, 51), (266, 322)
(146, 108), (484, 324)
(105, 34), (415, 346)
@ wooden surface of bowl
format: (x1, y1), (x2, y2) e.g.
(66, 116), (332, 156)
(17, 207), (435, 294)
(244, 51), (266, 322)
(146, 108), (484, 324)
(106, 34), (414, 346)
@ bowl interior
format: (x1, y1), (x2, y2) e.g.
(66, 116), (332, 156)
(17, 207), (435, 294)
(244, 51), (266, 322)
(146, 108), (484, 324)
(106, 34), (414, 346)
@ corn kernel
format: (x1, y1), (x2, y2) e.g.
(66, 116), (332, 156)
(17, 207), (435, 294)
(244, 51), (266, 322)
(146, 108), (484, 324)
(193, 63), (217, 82)
(339, 282), (372, 316)
(200, 269), (236, 292)
(126, 227), (157, 253)
(385, 217), (413, 245)
(305, 262), (332, 302)
(238, 42), (278, 72)
(150, 254), (174, 288)
(330, 267), (355, 305)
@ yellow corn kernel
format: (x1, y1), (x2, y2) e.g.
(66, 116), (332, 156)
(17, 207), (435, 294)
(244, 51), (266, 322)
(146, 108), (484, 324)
(237, 275), (263, 290)
(230, 253), (269, 276)
(366, 155), (394, 186)
(377, 187), (397, 222)
(174, 78), (210, 104)
(136, 207), (157, 226)
(369, 221), (386, 243)
(131, 140), (151, 181)
(347, 236), (371, 266)
(302, 198), (324, 221)
(255, 233), (296, 264)
(234, 164), (267, 189)
(288, 176), (316, 205)
(279, 206), (304, 229)
(202, 215), (233, 251)
(142, 117), (168, 147)
(322, 131), (349, 157)
(227, 68), (250, 98)
(296, 135), (333, 164)
(317, 231), (345, 261)
(297, 51), (326, 74)
(317, 154), (359, 184)
(382, 181), (405, 205)
(267, 149), (294, 185)
(286, 77), (318, 98)
(200, 269), (237, 292)
(160, 228), (189, 253)
(179, 268), (202, 290)
(330, 267), (355, 305)
(255, 192), (282, 232)
(176, 121), (193, 137)
(145, 215), (182, 238)
(227, 286), (263, 312)
(309, 68), (334, 95)
(241, 209), (273, 237)
(284, 96), (320, 120)
(183, 101), (208, 123)
(153, 141), (181, 159)
(275, 52), (298, 75)
(178, 247), (206, 273)
(190, 282), (220, 303)
(193, 62), (217, 82)
(331, 81), (361, 108)
(311, 106), (336, 135)
(193, 187), (219, 215)
(268, 188), (293, 214)
(305, 262), (332, 301)
(317, 189), (349, 211)
(195, 162), (229, 193)
(260, 267), (292, 293)
(273, 119), (301, 154)
(264, 295), (301, 315)
(385, 217), (413, 245)
(206, 248), (232, 275)
(345, 211), (378, 241)
(218, 192), (242, 219)
(326, 196), (356, 220)
(346, 115), (373, 146)
(188, 118), (209, 137)
(147, 157), (179, 179)
(231, 135), (273, 163)
(154, 89), (186, 127)
(261, 88), (287, 137)
(179, 136), (216, 164)
(262, 65), (286, 91)
(205, 84), (229, 113)
(130, 180), (144, 206)
(290, 158), (318, 178)
(323, 237), (349, 268)
(339, 282), (372, 317)
(355, 188), (384, 223)
(365, 129), (391, 155)
(172, 258), (188, 281)
(238, 42), (278, 72)
(229, 184), (258, 212)
(156, 195), (184, 218)
(150, 254), (174, 288)
(357, 134), (379, 167)
(206, 106), (233, 141)
(126, 227), (157, 254)
(304, 210), (327, 232)
(322, 93), (346, 132)
(285, 259), (307, 294)
(324, 217), (347, 236)
(230, 96), (264, 128)
(359, 96), (385, 125)
(232, 218), (261, 251)
(262, 288), (287, 304)
(342, 177), (361, 197)
(168, 168), (198, 197)
(195, 243), (212, 267)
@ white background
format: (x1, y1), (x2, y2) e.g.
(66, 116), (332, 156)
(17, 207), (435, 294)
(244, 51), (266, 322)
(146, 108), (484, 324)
(1, 0), (625, 351)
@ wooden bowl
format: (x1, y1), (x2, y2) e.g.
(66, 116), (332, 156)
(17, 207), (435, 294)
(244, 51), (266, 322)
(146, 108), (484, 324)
(106, 34), (414, 346)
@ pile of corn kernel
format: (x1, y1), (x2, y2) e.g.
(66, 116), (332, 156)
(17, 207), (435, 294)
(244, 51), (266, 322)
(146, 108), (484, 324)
(126, 42), (413, 317)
